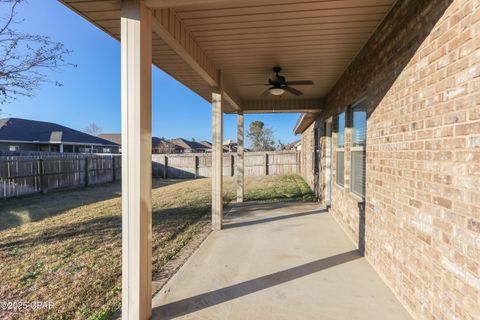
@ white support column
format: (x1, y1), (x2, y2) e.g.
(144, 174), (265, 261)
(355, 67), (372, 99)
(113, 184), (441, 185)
(236, 112), (244, 203)
(212, 86), (223, 230)
(121, 1), (153, 319)
(60, 144), (64, 153)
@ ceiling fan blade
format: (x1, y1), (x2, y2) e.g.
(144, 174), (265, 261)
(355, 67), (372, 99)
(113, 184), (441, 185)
(285, 80), (314, 86)
(283, 86), (303, 96)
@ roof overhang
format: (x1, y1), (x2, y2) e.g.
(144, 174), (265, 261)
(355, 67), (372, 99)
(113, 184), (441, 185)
(59, 0), (396, 114)
(294, 112), (321, 135)
(0, 139), (119, 146)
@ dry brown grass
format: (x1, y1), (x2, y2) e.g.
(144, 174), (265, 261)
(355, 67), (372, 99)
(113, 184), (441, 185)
(0, 175), (314, 320)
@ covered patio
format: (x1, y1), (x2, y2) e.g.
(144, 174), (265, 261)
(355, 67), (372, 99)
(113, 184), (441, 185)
(59, 0), (403, 319)
(152, 202), (411, 320)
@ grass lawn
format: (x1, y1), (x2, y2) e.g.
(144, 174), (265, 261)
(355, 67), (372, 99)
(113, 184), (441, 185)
(0, 174), (314, 320)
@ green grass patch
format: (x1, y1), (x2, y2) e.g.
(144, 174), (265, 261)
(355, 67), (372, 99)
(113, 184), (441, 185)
(0, 174), (314, 320)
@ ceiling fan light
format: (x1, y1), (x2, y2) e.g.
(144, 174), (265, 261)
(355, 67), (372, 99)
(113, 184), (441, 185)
(269, 87), (285, 96)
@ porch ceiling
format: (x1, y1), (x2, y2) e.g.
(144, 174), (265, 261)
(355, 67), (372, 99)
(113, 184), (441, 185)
(59, 0), (395, 113)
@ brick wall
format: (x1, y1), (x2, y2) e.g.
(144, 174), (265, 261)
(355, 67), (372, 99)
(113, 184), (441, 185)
(300, 123), (315, 189)
(299, 0), (480, 318)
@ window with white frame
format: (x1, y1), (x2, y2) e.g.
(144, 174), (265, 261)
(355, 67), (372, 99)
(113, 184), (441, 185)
(9, 145), (19, 151)
(351, 100), (366, 197)
(335, 112), (345, 186)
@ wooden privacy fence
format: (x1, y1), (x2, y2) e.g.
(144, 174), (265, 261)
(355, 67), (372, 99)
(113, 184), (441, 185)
(0, 155), (120, 199)
(0, 151), (299, 199)
(152, 151), (300, 179)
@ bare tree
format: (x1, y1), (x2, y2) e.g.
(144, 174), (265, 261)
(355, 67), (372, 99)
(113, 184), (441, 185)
(277, 140), (286, 150)
(247, 121), (276, 151)
(153, 139), (179, 154)
(156, 143), (177, 154)
(0, 0), (73, 104)
(84, 122), (102, 136)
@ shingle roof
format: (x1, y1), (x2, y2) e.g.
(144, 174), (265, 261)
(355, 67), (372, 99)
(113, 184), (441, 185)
(152, 137), (180, 150)
(97, 133), (121, 145)
(0, 118), (119, 146)
(169, 138), (210, 150)
(198, 140), (212, 148)
(284, 139), (301, 150)
(99, 134), (180, 150)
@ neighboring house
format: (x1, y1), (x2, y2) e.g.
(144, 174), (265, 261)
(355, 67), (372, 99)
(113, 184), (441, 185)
(222, 139), (237, 152)
(283, 139), (301, 151)
(0, 118), (119, 153)
(98, 133), (182, 154)
(198, 140), (212, 151)
(169, 138), (211, 153)
(97, 133), (122, 146)
(152, 137), (182, 154)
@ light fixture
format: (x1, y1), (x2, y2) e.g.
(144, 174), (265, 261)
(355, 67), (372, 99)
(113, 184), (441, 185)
(269, 87), (285, 96)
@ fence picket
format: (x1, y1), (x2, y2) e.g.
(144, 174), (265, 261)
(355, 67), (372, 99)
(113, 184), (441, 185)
(0, 151), (299, 199)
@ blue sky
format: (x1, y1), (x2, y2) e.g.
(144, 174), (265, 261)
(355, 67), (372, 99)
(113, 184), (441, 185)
(0, 0), (301, 145)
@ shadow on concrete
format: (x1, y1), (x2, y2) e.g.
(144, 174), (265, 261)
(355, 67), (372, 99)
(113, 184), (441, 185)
(358, 201), (366, 255)
(152, 249), (361, 319)
(223, 208), (326, 229)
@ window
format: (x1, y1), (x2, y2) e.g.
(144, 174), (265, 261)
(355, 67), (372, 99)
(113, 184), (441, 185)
(9, 145), (19, 151)
(351, 100), (367, 197)
(336, 112), (345, 186)
(62, 145), (73, 153)
(103, 148), (111, 153)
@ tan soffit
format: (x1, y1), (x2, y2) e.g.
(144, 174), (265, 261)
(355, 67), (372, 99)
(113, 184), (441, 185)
(59, 0), (395, 113)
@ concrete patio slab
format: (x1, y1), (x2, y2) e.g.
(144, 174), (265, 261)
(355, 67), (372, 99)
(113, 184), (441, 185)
(152, 202), (412, 320)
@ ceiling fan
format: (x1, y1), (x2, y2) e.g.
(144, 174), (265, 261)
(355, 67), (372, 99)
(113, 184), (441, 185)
(242, 67), (314, 97)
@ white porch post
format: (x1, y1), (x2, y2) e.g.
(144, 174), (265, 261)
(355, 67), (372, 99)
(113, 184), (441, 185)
(236, 112), (244, 203)
(212, 85), (223, 230)
(121, 1), (153, 319)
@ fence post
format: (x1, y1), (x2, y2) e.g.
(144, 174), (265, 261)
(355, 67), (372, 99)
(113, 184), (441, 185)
(265, 153), (269, 175)
(231, 154), (234, 177)
(164, 156), (168, 178)
(39, 159), (46, 194)
(84, 157), (89, 187)
(112, 157), (116, 182)
(297, 151), (301, 174)
(194, 155), (198, 178)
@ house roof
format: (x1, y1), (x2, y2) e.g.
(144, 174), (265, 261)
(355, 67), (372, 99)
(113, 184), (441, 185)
(170, 138), (210, 150)
(98, 133), (121, 145)
(223, 139), (237, 146)
(152, 137), (181, 150)
(284, 139), (301, 150)
(293, 112), (322, 134)
(198, 140), (212, 148)
(99, 134), (180, 149)
(0, 118), (119, 146)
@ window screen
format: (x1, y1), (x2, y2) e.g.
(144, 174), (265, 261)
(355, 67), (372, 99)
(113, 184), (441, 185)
(351, 101), (366, 197)
(337, 113), (345, 148)
(336, 150), (344, 186)
(336, 112), (345, 186)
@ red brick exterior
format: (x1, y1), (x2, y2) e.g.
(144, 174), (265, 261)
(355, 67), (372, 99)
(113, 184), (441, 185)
(298, 0), (480, 319)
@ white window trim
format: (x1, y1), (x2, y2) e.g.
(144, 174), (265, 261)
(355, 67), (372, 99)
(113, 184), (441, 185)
(350, 98), (367, 198)
(335, 112), (346, 188)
